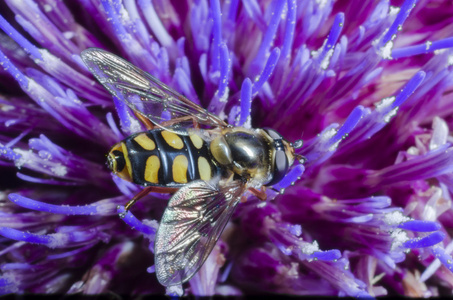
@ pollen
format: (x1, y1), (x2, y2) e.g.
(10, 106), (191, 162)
(51, 164), (68, 176)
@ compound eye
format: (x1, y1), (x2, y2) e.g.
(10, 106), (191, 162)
(266, 149), (289, 186)
(275, 150), (287, 172)
(265, 128), (283, 140)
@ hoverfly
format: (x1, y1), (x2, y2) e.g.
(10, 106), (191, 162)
(81, 48), (305, 287)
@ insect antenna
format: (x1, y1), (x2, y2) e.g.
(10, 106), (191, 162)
(291, 139), (307, 164)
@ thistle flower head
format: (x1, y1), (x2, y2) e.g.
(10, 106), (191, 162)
(1, 0), (453, 296)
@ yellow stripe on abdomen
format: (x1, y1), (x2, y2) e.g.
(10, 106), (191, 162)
(134, 134), (156, 150)
(189, 133), (204, 149)
(198, 157), (211, 181)
(172, 155), (188, 183)
(161, 131), (184, 149)
(145, 155), (160, 184)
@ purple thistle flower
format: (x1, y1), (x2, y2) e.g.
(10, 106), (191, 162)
(0, 0), (452, 296)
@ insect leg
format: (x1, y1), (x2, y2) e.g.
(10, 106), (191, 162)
(125, 186), (179, 211)
(248, 187), (267, 201)
(134, 111), (155, 130)
(125, 186), (154, 211)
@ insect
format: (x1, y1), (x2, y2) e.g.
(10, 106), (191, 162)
(81, 48), (305, 287)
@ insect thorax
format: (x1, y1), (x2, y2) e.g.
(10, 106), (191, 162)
(209, 128), (273, 186)
(108, 129), (218, 187)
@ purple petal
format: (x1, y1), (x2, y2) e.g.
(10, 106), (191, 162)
(404, 232), (445, 249)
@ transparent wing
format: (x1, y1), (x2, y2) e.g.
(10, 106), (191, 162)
(80, 48), (227, 131)
(154, 178), (245, 286)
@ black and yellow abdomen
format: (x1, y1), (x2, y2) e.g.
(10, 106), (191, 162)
(107, 129), (218, 187)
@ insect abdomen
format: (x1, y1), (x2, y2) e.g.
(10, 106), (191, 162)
(124, 129), (216, 187)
